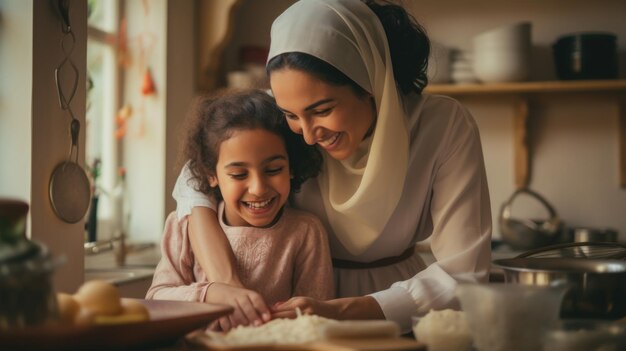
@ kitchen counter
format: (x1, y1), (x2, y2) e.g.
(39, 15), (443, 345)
(84, 243), (161, 270)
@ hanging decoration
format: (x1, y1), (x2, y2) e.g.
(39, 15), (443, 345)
(114, 104), (133, 140)
(141, 67), (156, 96)
(49, 0), (91, 224)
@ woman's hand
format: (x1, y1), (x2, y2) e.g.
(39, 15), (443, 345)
(271, 297), (338, 320)
(205, 282), (271, 331)
(270, 296), (385, 320)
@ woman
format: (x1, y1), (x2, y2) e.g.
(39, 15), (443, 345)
(174, 0), (491, 332)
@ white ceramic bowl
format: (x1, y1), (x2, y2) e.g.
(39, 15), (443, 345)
(473, 22), (531, 50)
(473, 50), (530, 83)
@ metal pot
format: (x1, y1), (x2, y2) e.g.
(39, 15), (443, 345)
(493, 258), (626, 319)
(499, 188), (562, 251)
(569, 227), (618, 243)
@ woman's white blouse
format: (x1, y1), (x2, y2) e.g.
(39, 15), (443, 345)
(173, 93), (492, 332)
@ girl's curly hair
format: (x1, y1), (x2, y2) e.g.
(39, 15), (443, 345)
(182, 89), (322, 201)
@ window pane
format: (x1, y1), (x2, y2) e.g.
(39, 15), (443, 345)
(87, 0), (121, 241)
(87, 0), (117, 32)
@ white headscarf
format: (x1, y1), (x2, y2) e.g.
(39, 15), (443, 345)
(268, 0), (409, 255)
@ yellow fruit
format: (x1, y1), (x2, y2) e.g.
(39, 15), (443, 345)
(121, 299), (150, 320)
(74, 306), (95, 326)
(74, 280), (122, 316)
(56, 292), (80, 324)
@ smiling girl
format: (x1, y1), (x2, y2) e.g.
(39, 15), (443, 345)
(146, 90), (334, 329)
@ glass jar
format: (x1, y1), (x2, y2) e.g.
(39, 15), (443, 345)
(0, 199), (61, 330)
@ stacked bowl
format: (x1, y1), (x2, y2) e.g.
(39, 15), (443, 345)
(473, 22), (532, 83)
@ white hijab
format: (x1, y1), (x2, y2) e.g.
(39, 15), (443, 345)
(268, 0), (409, 255)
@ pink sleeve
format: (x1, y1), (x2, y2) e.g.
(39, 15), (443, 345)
(145, 213), (211, 302)
(292, 216), (335, 300)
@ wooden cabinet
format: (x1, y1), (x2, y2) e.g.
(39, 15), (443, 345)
(425, 80), (626, 188)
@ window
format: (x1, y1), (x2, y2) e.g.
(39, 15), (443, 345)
(86, 0), (122, 239)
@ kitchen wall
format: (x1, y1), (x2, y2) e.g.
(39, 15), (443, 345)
(405, 0), (626, 239)
(216, 0), (626, 240)
(0, 0), (195, 292)
(0, 0), (87, 291)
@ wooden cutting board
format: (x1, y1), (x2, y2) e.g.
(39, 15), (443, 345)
(189, 334), (425, 351)
(312, 337), (426, 350)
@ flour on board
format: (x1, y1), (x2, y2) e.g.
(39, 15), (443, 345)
(206, 309), (339, 346)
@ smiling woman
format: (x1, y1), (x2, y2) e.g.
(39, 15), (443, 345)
(271, 69), (375, 161)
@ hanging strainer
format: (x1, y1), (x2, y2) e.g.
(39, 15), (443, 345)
(517, 241), (626, 259)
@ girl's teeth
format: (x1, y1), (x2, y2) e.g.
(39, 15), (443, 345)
(318, 133), (339, 147)
(246, 199), (271, 209)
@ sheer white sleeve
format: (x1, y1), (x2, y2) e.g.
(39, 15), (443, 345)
(172, 162), (217, 218)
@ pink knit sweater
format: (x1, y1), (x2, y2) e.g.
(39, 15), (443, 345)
(146, 204), (334, 305)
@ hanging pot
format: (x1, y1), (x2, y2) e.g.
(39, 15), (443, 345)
(499, 188), (562, 250)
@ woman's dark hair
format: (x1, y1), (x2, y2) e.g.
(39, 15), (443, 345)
(266, 0), (430, 95)
(182, 89), (322, 201)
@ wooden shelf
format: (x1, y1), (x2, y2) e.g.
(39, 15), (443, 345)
(424, 79), (626, 189)
(425, 79), (626, 95)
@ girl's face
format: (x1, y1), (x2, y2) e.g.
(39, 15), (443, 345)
(270, 68), (375, 161)
(209, 129), (291, 227)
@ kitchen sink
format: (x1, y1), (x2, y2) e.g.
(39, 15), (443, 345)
(85, 267), (155, 284)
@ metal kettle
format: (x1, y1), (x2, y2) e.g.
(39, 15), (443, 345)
(499, 188), (562, 250)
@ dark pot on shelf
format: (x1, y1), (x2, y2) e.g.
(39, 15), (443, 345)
(552, 32), (618, 80)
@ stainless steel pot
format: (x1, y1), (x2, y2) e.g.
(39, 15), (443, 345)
(569, 227), (618, 243)
(493, 258), (626, 319)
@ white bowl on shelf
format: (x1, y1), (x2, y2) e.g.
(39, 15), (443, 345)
(473, 22), (531, 50)
(473, 50), (530, 83)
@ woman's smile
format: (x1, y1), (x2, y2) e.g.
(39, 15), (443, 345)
(316, 132), (341, 150)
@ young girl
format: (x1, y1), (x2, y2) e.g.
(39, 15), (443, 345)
(146, 89), (334, 328)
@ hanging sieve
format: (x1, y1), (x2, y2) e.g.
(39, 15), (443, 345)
(49, 119), (90, 223)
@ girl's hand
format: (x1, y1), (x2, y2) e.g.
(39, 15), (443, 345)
(270, 296), (338, 320)
(205, 282), (271, 331)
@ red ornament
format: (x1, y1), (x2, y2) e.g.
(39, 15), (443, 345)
(141, 68), (156, 96)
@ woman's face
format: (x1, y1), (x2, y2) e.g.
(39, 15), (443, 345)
(270, 68), (375, 161)
(209, 129), (291, 228)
